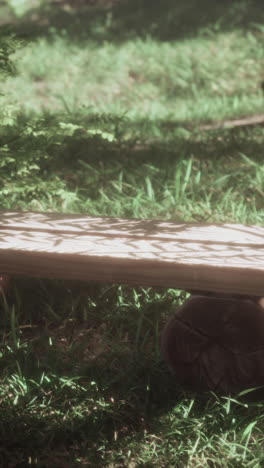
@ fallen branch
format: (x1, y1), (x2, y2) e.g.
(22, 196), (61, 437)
(200, 113), (264, 130)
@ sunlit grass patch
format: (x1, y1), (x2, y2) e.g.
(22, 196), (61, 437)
(1, 29), (263, 120)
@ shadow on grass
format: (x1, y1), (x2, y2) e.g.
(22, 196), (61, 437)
(2, 111), (264, 167)
(1, 110), (263, 212)
(1, 0), (264, 43)
(1, 278), (263, 465)
(0, 277), (185, 465)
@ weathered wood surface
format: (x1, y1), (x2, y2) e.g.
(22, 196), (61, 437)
(0, 211), (263, 296)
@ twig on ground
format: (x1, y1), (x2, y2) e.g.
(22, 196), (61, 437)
(200, 113), (264, 130)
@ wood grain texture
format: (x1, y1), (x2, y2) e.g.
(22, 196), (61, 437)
(0, 211), (263, 295)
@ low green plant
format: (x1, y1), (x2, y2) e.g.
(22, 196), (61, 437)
(0, 30), (18, 79)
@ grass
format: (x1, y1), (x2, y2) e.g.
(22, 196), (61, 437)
(0, 0), (264, 466)
(1, 29), (264, 120)
(2, 280), (264, 466)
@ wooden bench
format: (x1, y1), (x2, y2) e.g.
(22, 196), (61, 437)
(0, 210), (263, 297)
(1, 210), (264, 394)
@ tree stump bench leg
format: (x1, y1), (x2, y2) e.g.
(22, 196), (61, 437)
(161, 294), (264, 394)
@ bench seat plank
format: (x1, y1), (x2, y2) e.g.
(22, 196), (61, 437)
(0, 211), (263, 296)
